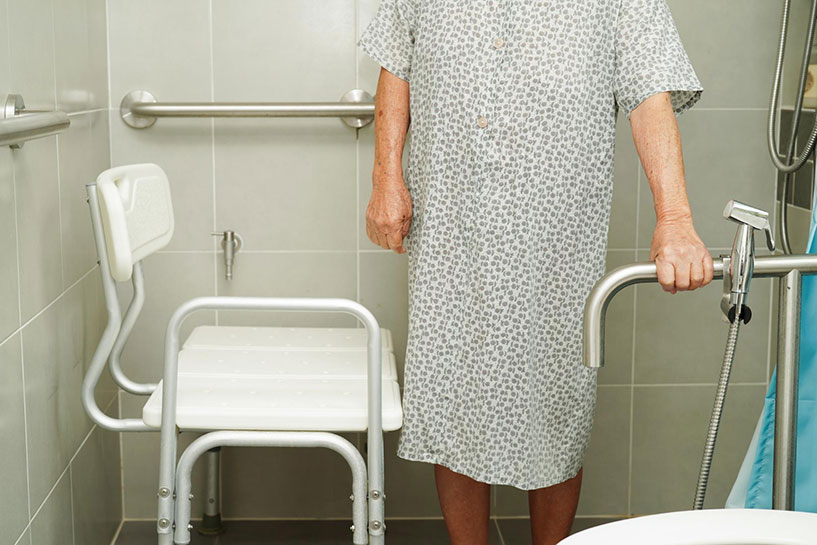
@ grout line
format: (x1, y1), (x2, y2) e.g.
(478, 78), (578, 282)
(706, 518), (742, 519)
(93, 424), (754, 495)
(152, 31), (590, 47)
(69, 467), (77, 545)
(209, 0), (219, 326)
(630, 382), (769, 388)
(494, 518), (507, 545)
(0, 265), (98, 348)
(18, 333), (32, 523)
(108, 519), (125, 545)
(156, 249), (359, 255)
(67, 107), (108, 117)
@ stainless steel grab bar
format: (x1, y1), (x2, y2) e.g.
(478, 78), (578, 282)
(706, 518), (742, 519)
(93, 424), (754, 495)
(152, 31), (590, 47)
(583, 254), (817, 370)
(583, 252), (817, 510)
(120, 89), (375, 129)
(1, 94), (71, 148)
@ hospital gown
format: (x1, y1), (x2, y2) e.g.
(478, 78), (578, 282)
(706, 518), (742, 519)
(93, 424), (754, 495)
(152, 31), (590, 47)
(359, 0), (702, 489)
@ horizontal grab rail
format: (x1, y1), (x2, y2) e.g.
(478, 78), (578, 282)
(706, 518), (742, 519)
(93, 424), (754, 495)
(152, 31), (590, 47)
(583, 253), (817, 369)
(1, 94), (70, 148)
(120, 89), (375, 129)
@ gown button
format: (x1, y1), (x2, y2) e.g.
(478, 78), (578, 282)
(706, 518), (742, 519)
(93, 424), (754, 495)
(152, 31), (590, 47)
(477, 116), (489, 128)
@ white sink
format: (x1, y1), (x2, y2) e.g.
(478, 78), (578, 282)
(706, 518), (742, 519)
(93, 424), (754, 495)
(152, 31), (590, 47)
(560, 509), (817, 545)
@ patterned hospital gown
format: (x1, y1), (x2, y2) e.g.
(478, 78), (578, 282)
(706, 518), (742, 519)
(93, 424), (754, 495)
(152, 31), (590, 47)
(359, 0), (702, 489)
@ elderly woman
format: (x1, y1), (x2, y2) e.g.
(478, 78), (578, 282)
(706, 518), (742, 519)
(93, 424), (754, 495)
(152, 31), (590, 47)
(359, 1), (712, 543)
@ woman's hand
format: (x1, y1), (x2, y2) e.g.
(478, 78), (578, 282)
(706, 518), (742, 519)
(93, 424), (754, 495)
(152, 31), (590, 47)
(366, 169), (413, 254)
(650, 215), (714, 293)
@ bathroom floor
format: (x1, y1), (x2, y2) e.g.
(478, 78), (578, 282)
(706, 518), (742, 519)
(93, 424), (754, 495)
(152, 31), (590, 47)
(114, 517), (616, 544)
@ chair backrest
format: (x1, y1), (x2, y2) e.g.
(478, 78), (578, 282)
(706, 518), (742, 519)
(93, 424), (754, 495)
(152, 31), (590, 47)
(95, 163), (174, 282)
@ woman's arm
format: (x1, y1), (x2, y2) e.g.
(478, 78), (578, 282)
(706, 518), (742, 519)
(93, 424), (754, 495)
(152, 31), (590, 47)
(630, 92), (714, 293)
(366, 67), (413, 254)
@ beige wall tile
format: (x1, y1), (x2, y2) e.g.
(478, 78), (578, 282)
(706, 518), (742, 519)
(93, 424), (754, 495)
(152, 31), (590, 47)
(216, 251), (358, 328)
(71, 426), (122, 545)
(631, 384), (765, 514)
(220, 435), (361, 519)
(0, 334), (30, 542)
(118, 252), (216, 384)
(8, 0), (55, 109)
(0, 147), (20, 340)
(212, 0), (356, 101)
(634, 277), (771, 385)
(107, 0), (211, 106)
(0, 0), (9, 95)
(59, 110), (111, 287)
(30, 472), (72, 545)
(637, 110), (777, 250)
(667, 0), (780, 109)
(13, 137), (62, 322)
(53, 0), (108, 112)
(110, 119), (214, 251)
(120, 393), (207, 519)
(382, 431), (443, 518)
(359, 252), (408, 382)
(214, 119), (357, 251)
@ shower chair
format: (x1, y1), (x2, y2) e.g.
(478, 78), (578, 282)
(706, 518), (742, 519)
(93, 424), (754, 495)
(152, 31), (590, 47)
(80, 163), (402, 545)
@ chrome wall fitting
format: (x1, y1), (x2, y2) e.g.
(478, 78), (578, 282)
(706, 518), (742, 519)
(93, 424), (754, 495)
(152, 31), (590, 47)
(213, 230), (243, 280)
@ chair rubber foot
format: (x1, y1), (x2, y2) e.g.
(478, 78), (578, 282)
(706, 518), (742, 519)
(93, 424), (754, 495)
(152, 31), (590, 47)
(197, 513), (226, 535)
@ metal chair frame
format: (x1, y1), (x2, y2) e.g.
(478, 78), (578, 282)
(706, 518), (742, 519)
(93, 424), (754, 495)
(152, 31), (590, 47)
(81, 182), (387, 545)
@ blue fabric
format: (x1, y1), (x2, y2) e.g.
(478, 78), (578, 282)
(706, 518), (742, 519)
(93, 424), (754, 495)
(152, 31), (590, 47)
(728, 206), (817, 511)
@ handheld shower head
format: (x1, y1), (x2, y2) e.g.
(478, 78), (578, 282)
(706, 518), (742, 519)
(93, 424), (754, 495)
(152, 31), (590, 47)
(721, 201), (775, 321)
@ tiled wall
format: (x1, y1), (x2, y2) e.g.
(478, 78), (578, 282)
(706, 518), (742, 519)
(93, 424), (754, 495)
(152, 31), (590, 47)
(108, 0), (785, 523)
(0, 0), (121, 544)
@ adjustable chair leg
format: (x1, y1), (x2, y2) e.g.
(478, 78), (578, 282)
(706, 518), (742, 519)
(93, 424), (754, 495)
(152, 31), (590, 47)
(198, 447), (225, 536)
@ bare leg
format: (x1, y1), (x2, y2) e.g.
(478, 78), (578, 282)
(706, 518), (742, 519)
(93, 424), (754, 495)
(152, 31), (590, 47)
(529, 468), (583, 545)
(435, 464), (491, 545)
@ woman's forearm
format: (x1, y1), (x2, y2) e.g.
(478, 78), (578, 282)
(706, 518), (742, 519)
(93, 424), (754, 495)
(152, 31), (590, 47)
(630, 92), (692, 223)
(630, 92), (713, 293)
(373, 67), (411, 184)
(366, 68), (413, 253)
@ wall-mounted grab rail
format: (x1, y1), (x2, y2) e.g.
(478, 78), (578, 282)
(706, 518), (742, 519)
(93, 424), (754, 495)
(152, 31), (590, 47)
(584, 253), (817, 511)
(1, 94), (70, 148)
(120, 89), (375, 129)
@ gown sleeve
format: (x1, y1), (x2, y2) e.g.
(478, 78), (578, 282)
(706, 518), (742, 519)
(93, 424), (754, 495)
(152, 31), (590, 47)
(358, 0), (416, 83)
(613, 0), (703, 117)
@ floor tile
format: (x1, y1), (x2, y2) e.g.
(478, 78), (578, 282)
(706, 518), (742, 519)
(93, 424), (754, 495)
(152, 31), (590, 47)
(116, 521), (217, 545)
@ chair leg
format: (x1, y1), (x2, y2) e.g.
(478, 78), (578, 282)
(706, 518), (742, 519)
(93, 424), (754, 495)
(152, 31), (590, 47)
(197, 447), (225, 536)
(172, 430), (369, 545)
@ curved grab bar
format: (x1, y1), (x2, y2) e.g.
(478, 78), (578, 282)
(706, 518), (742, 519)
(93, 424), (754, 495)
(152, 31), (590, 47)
(583, 254), (817, 369)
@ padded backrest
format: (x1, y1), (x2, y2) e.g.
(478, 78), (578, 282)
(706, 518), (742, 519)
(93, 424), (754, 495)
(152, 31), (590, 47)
(95, 164), (174, 282)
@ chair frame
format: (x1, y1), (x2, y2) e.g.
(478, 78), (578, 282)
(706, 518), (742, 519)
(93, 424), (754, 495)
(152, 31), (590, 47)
(81, 182), (387, 545)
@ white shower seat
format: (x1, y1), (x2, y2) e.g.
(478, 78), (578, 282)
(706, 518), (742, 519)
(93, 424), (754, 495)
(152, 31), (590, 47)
(142, 376), (403, 431)
(184, 325), (394, 352)
(81, 164), (398, 545)
(143, 326), (403, 431)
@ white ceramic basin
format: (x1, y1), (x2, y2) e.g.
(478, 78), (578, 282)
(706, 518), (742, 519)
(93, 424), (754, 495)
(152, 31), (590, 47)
(560, 509), (817, 545)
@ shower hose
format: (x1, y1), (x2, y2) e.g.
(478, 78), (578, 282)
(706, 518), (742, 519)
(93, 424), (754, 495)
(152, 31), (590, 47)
(693, 308), (742, 510)
(769, 0), (817, 254)
(693, 0), (817, 510)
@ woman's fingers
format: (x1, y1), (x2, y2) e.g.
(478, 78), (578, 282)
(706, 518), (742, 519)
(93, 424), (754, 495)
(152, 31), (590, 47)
(702, 253), (714, 286)
(689, 259), (704, 290)
(656, 258), (677, 294)
(386, 231), (406, 254)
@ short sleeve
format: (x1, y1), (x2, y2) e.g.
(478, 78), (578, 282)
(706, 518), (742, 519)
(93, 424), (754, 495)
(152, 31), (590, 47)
(613, 0), (703, 117)
(358, 0), (416, 83)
